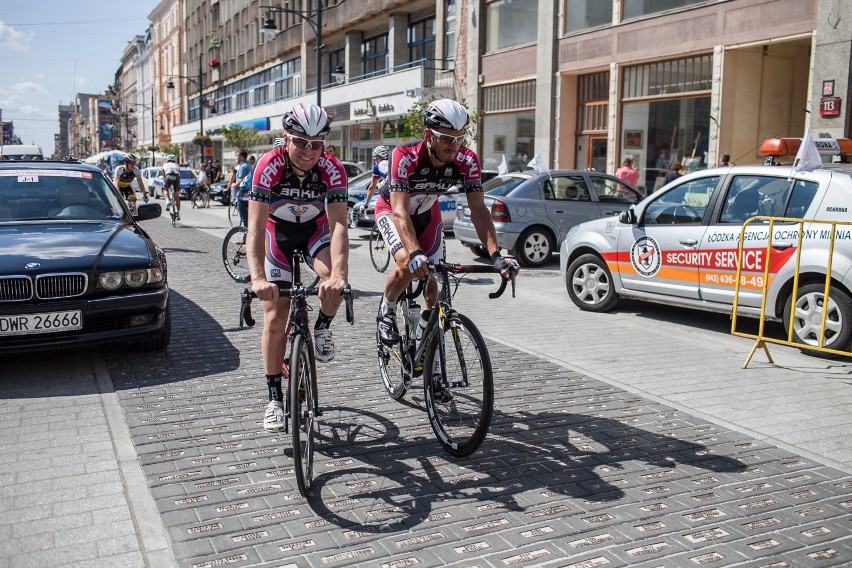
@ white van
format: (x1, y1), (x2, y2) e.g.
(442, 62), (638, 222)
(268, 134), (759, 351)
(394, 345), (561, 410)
(0, 145), (44, 160)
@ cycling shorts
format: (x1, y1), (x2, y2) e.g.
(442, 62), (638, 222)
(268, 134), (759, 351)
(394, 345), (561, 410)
(373, 196), (444, 263)
(164, 177), (180, 194)
(264, 214), (330, 284)
(118, 186), (136, 199)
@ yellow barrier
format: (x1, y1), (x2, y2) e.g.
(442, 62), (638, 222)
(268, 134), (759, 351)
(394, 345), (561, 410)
(732, 216), (852, 367)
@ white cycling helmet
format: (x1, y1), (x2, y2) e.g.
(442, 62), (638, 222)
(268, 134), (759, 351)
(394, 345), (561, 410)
(166, 154), (176, 162)
(122, 152), (136, 162)
(282, 103), (331, 137)
(423, 99), (469, 131)
(372, 146), (390, 160)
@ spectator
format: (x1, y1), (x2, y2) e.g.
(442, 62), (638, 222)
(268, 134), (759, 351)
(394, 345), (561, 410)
(326, 144), (337, 157)
(615, 155), (640, 187)
(663, 161), (683, 185)
(719, 153), (732, 167)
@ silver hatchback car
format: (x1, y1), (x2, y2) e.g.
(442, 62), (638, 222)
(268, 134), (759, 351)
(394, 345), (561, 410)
(454, 171), (642, 267)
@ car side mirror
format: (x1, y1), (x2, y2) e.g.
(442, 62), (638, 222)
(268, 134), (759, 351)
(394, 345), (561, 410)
(619, 208), (637, 224)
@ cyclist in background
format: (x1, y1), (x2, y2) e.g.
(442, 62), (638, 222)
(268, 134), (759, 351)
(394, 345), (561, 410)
(364, 145), (390, 207)
(113, 153), (146, 210)
(374, 99), (518, 346)
(246, 103), (350, 433)
(161, 155), (182, 220)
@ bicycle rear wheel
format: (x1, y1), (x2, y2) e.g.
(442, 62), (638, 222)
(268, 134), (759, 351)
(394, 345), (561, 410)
(192, 189), (205, 209)
(377, 301), (413, 400)
(222, 226), (251, 283)
(290, 334), (317, 497)
(369, 226), (391, 273)
(228, 200), (239, 227)
(424, 312), (493, 457)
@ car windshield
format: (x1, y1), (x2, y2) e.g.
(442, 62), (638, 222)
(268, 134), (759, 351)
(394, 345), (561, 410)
(180, 169), (196, 180)
(348, 170), (373, 186)
(485, 174), (532, 197)
(0, 169), (127, 222)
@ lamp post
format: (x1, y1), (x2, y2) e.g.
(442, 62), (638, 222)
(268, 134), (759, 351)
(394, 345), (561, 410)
(261, 1), (323, 106)
(167, 53), (206, 162)
(127, 87), (156, 166)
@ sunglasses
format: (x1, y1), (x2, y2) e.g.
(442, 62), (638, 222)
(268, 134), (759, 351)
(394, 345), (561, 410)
(429, 130), (466, 145)
(287, 133), (325, 151)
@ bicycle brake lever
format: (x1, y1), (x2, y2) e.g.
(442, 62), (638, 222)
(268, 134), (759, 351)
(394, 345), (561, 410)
(240, 288), (256, 328)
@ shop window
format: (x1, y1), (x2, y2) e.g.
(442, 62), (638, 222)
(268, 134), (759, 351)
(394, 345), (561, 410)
(623, 55), (712, 99)
(408, 17), (435, 63)
(623, 0), (708, 20)
(486, 0), (538, 52)
(565, 0), (612, 33)
(480, 111), (536, 172)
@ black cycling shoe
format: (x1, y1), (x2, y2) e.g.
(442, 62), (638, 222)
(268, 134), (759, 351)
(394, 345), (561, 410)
(377, 313), (400, 344)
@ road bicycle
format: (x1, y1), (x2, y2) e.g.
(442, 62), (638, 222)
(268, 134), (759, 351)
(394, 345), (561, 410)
(191, 186), (210, 209)
(165, 187), (178, 227)
(376, 260), (516, 457)
(240, 250), (354, 497)
(227, 193), (243, 227)
(368, 223), (391, 272)
(222, 225), (322, 288)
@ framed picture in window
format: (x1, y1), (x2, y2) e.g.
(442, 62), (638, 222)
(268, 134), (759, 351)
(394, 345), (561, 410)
(494, 135), (506, 153)
(624, 130), (643, 149)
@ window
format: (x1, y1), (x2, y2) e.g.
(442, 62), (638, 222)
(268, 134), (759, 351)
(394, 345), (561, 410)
(719, 176), (818, 224)
(274, 58), (301, 101)
(326, 48), (344, 85)
(644, 176), (719, 224)
(408, 17), (435, 62)
(486, 0), (538, 52)
(623, 0), (708, 20)
(445, 0), (456, 60)
(545, 176), (591, 201)
(592, 177), (641, 204)
(623, 55), (712, 99)
(565, 0), (612, 33)
(362, 33), (388, 77)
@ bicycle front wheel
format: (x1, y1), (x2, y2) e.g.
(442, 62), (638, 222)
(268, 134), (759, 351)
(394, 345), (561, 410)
(424, 312), (493, 457)
(228, 200), (239, 227)
(377, 302), (413, 400)
(370, 226), (391, 272)
(301, 260), (321, 291)
(290, 334), (317, 497)
(222, 226), (251, 283)
(192, 189), (205, 209)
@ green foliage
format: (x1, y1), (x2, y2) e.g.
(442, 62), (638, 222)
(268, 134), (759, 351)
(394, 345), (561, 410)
(220, 125), (261, 153)
(159, 143), (182, 158)
(404, 95), (481, 145)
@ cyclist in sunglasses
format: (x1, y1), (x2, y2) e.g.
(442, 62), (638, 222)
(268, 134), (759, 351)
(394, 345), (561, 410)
(374, 98), (519, 345)
(247, 103), (350, 433)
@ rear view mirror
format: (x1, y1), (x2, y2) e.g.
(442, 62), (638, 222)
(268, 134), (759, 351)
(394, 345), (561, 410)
(619, 208), (637, 224)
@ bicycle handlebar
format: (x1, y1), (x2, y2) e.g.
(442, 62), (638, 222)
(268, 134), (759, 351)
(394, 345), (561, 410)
(404, 260), (517, 300)
(239, 283), (354, 329)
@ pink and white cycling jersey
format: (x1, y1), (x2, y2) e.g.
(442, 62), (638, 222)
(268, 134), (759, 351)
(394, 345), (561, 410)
(250, 147), (348, 224)
(379, 140), (482, 214)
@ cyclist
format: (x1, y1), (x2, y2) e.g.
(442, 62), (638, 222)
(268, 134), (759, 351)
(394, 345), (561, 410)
(364, 145), (390, 208)
(161, 154), (182, 220)
(247, 103), (350, 433)
(374, 98), (519, 347)
(113, 153), (146, 211)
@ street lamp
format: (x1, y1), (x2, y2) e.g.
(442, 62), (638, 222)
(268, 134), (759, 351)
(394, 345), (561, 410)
(167, 53), (207, 161)
(261, 1), (323, 106)
(127, 87), (156, 166)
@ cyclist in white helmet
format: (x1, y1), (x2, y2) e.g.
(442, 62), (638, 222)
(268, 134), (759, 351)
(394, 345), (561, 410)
(247, 102), (351, 433)
(374, 99), (519, 348)
(363, 145), (390, 209)
(160, 154), (182, 220)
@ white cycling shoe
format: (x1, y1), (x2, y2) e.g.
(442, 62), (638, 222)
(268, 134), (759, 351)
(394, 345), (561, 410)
(263, 401), (285, 433)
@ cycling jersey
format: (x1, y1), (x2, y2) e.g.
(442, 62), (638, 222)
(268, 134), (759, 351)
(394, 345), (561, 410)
(162, 162), (180, 192)
(250, 148), (348, 283)
(114, 165), (141, 195)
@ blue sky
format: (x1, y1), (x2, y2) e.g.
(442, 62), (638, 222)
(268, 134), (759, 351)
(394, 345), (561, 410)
(0, 1), (159, 152)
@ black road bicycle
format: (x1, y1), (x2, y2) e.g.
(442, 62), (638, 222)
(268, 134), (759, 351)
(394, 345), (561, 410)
(240, 250), (354, 497)
(165, 187), (178, 227)
(377, 260), (516, 457)
(191, 186), (210, 208)
(223, 226), (321, 288)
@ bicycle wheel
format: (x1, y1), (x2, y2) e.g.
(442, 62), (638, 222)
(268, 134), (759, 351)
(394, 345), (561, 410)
(192, 189), (205, 209)
(424, 312), (493, 457)
(290, 334), (317, 497)
(377, 301), (413, 400)
(228, 200), (239, 227)
(222, 226), (251, 283)
(369, 226), (391, 273)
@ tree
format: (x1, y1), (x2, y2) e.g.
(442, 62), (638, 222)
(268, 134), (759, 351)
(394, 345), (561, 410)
(404, 95), (481, 146)
(159, 143), (182, 158)
(221, 125), (261, 153)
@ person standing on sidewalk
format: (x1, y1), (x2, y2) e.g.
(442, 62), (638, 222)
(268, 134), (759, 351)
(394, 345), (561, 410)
(246, 103), (350, 433)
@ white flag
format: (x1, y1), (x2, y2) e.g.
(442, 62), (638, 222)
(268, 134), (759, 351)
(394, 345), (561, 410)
(793, 129), (822, 173)
(497, 154), (508, 175)
(527, 153), (548, 174)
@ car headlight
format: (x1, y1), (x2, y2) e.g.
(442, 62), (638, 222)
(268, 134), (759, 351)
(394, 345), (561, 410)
(99, 272), (123, 290)
(125, 270), (148, 287)
(99, 268), (163, 289)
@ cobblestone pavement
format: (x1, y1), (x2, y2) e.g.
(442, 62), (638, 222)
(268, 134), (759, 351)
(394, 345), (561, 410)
(99, 211), (851, 568)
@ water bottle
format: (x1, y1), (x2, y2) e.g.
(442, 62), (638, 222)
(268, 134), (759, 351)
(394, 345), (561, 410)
(415, 309), (429, 341)
(407, 301), (421, 340)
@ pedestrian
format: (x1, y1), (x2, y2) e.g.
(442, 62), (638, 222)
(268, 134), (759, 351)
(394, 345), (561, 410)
(615, 155), (640, 188)
(719, 153), (732, 167)
(663, 160), (682, 185)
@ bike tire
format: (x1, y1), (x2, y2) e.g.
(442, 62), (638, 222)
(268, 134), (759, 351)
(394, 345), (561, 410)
(369, 226), (391, 273)
(377, 299), (414, 400)
(290, 334), (316, 497)
(192, 190), (205, 209)
(222, 226), (251, 283)
(228, 201), (239, 227)
(424, 312), (493, 457)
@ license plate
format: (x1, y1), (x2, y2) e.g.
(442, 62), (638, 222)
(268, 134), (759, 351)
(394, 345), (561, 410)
(0, 310), (83, 336)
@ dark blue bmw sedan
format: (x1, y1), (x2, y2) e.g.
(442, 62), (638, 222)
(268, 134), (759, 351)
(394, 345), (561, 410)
(0, 160), (170, 352)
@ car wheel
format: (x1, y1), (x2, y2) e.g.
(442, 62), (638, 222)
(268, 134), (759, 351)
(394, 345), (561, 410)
(566, 254), (619, 312)
(141, 299), (172, 351)
(515, 227), (554, 268)
(782, 283), (852, 354)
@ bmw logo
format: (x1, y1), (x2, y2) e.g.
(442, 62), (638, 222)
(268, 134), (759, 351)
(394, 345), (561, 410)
(25, 263), (40, 270)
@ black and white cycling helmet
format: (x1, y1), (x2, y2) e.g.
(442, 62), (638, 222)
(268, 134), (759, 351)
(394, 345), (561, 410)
(372, 146), (389, 160)
(282, 103), (331, 136)
(423, 99), (469, 131)
(122, 152), (136, 162)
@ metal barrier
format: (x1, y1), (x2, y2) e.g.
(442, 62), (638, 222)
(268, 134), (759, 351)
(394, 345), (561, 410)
(731, 215), (852, 367)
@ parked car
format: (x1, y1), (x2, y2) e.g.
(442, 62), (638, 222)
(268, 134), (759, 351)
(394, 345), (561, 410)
(0, 160), (170, 352)
(454, 170), (642, 267)
(0, 144), (44, 161)
(208, 179), (231, 205)
(140, 167), (162, 196)
(559, 136), (852, 352)
(340, 160), (366, 179)
(145, 168), (200, 200)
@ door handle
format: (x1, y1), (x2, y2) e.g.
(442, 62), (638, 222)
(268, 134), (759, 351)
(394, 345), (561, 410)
(773, 242), (794, 250)
(679, 239), (698, 247)
(603, 210), (618, 215)
(554, 210), (564, 213)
